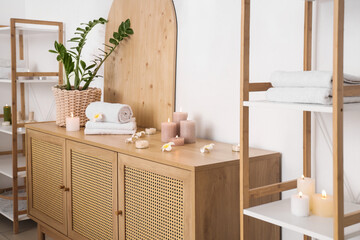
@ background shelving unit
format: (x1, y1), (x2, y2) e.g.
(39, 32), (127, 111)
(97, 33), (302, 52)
(0, 18), (63, 234)
(240, 0), (360, 240)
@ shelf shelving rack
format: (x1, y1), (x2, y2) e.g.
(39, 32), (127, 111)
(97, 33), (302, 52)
(0, 18), (63, 234)
(239, 0), (360, 240)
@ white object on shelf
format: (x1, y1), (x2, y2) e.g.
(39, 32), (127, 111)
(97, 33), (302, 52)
(0, 78), (59, 84)
(0, 190), (28, 222)
(244, 198), (360, 240)
(0, 154), (26, 178)
(291, 192), (310, 217)
(0, 123), (25, 135)
(243, 100), (360, 113)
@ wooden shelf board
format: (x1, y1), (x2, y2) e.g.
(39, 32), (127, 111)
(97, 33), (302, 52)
(244, 199), (360, 240)
(0, 154), (26, 179)
(0, 78), (58, 83)
(0, 190), (28, 222)
(243, 100), (360, 113)
(0, 125), (25, 135)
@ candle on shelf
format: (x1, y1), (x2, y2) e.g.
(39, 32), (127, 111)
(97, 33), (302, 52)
(17, 111), (23, 123)
(169, 135), (185, 146)
(291, 192), (310, 217)
(173, 108), (188, 135)
(312, 190), (333, 218)
(161, 118), (176, 142)
(180, 120), (196, 144)
(28, 111), (35, 122)
(3, 104), (11, 124)
(66, 112), (80, 132)
(297, 175), (315, 210)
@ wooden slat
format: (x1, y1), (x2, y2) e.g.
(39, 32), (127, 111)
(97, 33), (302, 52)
(16, 72), (58, 77)
(344, 210), (360, 227)
(11, 18), (63, 26)
(19, 32), (24, 60)
(0, 195), (26, 200)
(344, 85), (360, 97)
(18, 167), (26, 172)
(333, 0), (345, 239)
(18, 210), (27, 215)
(249, 180), (297, 199)
(58, 23), (63, 85)
(0, 150), (23, 155)
(0, 114), (3, 118)
(249, 82), (272, 92)
(20, 83), (25, 120)
(240, 0), (251, 239)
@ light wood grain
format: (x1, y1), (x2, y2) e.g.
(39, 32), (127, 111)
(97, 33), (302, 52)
(333, 0), (345, 239)
(16, 72), (58, 77)
(344, 210), (360, 227)
(344, 85), (360, 97)
(249, 82), (272, 92)
(104, 0), (177, 130)
(249, 179), (296, 199)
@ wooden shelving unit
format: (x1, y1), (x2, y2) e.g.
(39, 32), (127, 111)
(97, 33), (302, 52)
(0, 18), (63, 234)
(240, 0), (360, 240)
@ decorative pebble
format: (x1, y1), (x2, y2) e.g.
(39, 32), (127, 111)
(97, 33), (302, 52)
(135, 140), (149, 149)
(200, 143), (215, 153)
(145, 128), (156, 135)
(232, 144), (240, 152)
(161, 142), (175, 152)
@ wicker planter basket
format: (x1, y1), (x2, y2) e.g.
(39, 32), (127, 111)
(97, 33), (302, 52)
(52, 86), (102, 127)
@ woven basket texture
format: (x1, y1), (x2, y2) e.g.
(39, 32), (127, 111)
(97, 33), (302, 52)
(52, 86), (101, 127)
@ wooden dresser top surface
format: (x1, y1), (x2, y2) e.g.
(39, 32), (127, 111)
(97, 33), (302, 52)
(26, 123), (280, 171)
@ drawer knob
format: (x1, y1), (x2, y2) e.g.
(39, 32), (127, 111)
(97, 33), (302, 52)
(64, 187), (70, 192)
(59, 185), (65, 189)
(116, 210), (123, 216)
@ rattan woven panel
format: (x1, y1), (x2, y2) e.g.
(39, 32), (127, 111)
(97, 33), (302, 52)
(31, 138), (64, 224)
(71, 151), (114, 240)
(124, 166), (185, 239)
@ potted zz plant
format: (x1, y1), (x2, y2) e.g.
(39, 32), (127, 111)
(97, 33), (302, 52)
(50, 17), (133, 127)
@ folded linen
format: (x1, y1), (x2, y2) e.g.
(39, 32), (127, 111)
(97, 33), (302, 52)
(84, 128), (136, 135)
(0, 59), (25, 68)
(266, 87), (360, 105)
(270, 71), (360, 88)
(0, 67), (28, 79)
(85, 118), (136, 130)
(85, 101), (133, 123)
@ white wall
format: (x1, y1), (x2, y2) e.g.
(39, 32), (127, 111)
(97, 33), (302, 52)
(1, 0), (360, 239)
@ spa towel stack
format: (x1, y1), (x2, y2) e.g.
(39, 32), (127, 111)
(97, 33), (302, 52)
(266, 71), (360, 105)
(84, 101), (136, 135)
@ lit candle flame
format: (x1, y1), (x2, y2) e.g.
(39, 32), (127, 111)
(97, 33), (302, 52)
(5, 104), (8, 107)
(301, 175), (305, 180)
(322, 190), (327, 199)
(168, 118), (170, 122)
(71, 112), (74, 118)
(176, 135), (178, 138)
(299, 192), (303, 198)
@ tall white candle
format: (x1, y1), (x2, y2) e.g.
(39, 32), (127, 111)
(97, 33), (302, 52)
(297, 175), (315, 196)
(66, 112), (80, 132)
(291, 192), (310, 217)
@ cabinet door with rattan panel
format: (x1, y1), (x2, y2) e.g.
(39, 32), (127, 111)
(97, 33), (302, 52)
(66, 141), (118, 240)
(26, 130), (67, 235)
(118, 154), (193, 240)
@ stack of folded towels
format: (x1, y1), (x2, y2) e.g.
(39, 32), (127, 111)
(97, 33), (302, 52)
(0, 59), (27, 79)
(84, 101), (136, 135)
(266, 71), (360, 105)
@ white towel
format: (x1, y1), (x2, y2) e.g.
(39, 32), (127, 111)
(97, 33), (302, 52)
(85, 118), (136, 130)
(84, 128), (136, 135)
(270, 71), (360, 88)
(0, 67), (28, 79)
(266, 87), (360, 105)
(0, 59), (26, 68)
(85, 101), (133, 123)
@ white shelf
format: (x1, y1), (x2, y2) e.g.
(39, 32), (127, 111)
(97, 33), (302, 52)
(0, 154), (26, 178)
(244, 199), (360, 240)
(0, 25), (58, 35)
(243, 100), (360, 113)
(0, 78), (59, 83)
(0, 190), (28, 222)
(0, 124), (25, 135)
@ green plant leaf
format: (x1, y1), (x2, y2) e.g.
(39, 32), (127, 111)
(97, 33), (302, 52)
(109, 38), (118, 45)
(126, 28), (134, 35)
(125, 19), (130, 29)
(80, 60), (86, 70)
(49, 50), (57, 53)
(76, 27), (85, 32)
(113, 32), (120, 40)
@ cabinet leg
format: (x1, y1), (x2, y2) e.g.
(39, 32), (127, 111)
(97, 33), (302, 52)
(37, 224), (45, 240)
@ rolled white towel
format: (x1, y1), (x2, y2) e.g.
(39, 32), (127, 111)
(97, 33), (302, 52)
(85, 101), (133, 123)
(85, 118), (136, 130)
(84, 128), (136, 135)
(270, 71), (360, 88)
(266, 87), (360, 105)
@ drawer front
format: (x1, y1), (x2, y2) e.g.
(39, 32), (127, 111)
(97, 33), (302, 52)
(67, 141), (118, 240)
(27, 130), (67, 234)
(118, 154), (192, 240)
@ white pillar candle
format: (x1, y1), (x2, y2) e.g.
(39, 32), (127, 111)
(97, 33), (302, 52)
(66, 112), (80, 132)
(291, 192), (310, 217)
(312, 190), (333, 218)
(297, 175), (315, 196)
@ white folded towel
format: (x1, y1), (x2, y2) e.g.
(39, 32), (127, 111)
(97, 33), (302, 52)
(85, 118), (136, 130)
(0, 67), (28, 79)
(266, 87), (360, 105)
(0, 59), (26, 68)
(85, 101), (133, 123)
(270, 71), (360, 88)
(84, 128), (136, 135)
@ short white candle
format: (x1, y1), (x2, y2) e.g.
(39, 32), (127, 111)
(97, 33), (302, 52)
(66, 112), (80, 132)
(291, 192), (310, 217)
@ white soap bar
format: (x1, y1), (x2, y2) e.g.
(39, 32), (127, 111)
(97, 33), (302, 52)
(145, 128), (156, 135)
(135, 140), (149, 149)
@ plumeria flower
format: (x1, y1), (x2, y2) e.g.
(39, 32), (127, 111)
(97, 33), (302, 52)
(93, 113), (104, 122)
(200, 143), (215, 153)
(161, 142), (175, 152)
